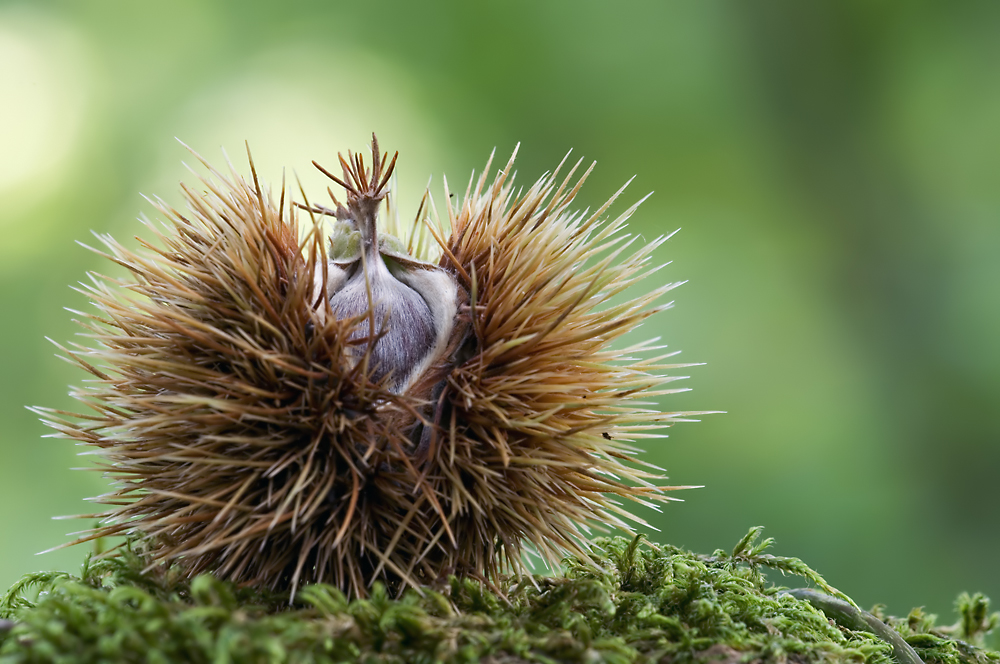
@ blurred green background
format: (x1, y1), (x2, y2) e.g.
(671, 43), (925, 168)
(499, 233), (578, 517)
(1, 1), (998, 622)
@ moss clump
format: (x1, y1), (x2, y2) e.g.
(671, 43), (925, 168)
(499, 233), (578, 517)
(1, 529), (997, 663)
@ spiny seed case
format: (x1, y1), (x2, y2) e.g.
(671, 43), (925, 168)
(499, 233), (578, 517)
(39, 136), (706, 598)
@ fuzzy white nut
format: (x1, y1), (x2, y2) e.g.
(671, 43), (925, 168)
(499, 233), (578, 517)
(324, 174), (458, 393)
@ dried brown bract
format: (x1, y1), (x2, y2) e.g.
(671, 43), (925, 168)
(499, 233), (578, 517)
(37, 135), (708, 598)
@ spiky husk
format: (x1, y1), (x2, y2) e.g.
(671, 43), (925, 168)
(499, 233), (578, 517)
(38, 143), (704, 598)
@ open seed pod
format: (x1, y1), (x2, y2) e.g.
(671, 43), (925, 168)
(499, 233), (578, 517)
(37, 135), (708, 598)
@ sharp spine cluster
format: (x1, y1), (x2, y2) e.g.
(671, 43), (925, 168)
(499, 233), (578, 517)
(36, 134), (709, 599)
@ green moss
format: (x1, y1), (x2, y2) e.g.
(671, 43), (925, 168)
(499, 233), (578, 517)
(1, 529), (997, 663)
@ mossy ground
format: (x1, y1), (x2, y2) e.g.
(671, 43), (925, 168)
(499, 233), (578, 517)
(1, 528), (997, 664)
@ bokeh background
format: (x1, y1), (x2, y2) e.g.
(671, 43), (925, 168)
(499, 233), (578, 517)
(2, 1), (998, 623)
